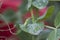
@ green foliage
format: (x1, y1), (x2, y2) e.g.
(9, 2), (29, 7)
(18, 29), (51, 40)
(36, 6), (55, 22)
(20, 22), (44, 35)
(47, 12), (60, 40)
(49, 0), (60, 1)
(1, 0), (60, 40)
(47, 29), (60, 40)
(32, 0), (48, 9)
(19, 0), (48, 14)
(48, 30), (57, 40)
(54, 12), (60, 28)
(44, 6), (55, 19)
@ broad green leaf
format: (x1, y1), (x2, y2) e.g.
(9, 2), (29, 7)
(20, 22), (44, 35)
(36, 6), (55, 22)
(47, 29), (60, 40)
(32, 0), (48, 9)
(47, 30), (57, 40)
(54, 12), (60, 28)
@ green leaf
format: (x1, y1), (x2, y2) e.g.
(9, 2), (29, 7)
(17, 0), (32, 23)
(32, 0), (48, 9)
(54, 12), (60, 28)
(57, 29), (60, 38)
(43, 6), (55, 19)
(36, 29), (52, 40)
(17, 28), (51, 40)
(18, 31), (33, 40)
(27, 0), (32, 10)
(20, 22), (44, 35)
(47, 30), (57, 40)
(36, 6), (55, 22)
(47, 29), (60, 40)
(19, 0), (32, 14)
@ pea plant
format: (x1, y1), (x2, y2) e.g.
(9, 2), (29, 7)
(0, 0), (60, 40)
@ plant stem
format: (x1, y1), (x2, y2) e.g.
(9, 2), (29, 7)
(45, 25), (56, 30)
(30, 8), (35, 23)
(24, 18), (30, 26)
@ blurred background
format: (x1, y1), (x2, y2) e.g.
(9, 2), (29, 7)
(0, 0), (60, 40)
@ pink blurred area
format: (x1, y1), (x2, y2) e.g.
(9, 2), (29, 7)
(0, 0), (22, 13)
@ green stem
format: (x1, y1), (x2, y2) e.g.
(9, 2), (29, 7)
(45, 25), (56, 30)
(30, 8), (35, 23)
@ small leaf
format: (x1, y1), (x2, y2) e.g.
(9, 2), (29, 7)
(43, 6), (55, 19)
(20, 22), (44, 35)
(54, 12), (60, 28)
(32, 0), (48, 9)
(36, 6), (55, 22)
